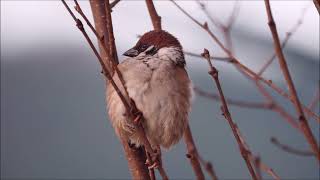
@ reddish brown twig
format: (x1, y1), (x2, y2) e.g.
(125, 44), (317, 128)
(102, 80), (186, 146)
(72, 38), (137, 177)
(308, 83), (320, 117)
(271, 137), (314, 157)
(235, 124), (280, 180)
(145, 0), (162, 31)
(184, 125), (207, 180)
(314, 0), (320, 14)
(170, 0), (320, 123)
(264, 0), (320, 163)
(251, 155), (280, 180)
(235, 125), (280, 180)
(258, 5), (309, 76)
(201, 49), (258, 180)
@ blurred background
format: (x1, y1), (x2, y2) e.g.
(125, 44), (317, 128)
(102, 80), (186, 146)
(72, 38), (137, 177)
(1, 0), (319, 179)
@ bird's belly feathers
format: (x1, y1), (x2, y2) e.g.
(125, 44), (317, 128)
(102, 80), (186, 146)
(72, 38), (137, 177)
(106, 58), (192, 149)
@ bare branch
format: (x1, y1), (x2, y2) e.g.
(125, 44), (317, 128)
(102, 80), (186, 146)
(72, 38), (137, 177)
(170, 0), (320, 134)
(271, 137), (315, 157)
(194, 86), (272, 109)
(184, 125), (206, 180)
(258, 5), (310, 75)
(226, 0), (241, 30)
(264, 0), (320, 163)
(308, 82), (320, 116)
(110, 0), (121, 9)
(251, 155), (280, 180)
(201, 49), (258, 180)
(185, 51), (231, 62)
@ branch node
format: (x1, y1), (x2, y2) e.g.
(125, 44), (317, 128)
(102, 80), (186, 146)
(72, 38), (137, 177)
(76, 19), (84, 31)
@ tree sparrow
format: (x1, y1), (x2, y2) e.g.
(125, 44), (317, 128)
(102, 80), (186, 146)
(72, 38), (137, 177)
(106, 30), (192, 151)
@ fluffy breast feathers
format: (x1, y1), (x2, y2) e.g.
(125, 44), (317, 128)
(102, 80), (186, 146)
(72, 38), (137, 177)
(106, 47), (192, 149)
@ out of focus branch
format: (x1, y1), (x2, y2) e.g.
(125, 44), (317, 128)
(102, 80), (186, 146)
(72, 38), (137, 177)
(194, 86), (272, 109)
(185, 51), (231, 62)
(308, 83), (320, 116)
(201, 49), (258, 180)
(258, 5), (310, 75)
(170, 0), (319, 124)
(264, 0), (320, 163)
(271, 137), (314, 157)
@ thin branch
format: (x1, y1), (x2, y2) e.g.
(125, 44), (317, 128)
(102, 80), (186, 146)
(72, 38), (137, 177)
(308, 83), (320, 115)
(196, 154), (218, 180)
(170, 0), (319, 123)
(235, 125), (280, 180)
(314, 0), (320, 14)
(184, 125), (209, 180)
(258, 5), (310, 75)
(201, 49), (258, 180)
(194, 86), (272, 109)
(271, 137), (314, 157)
(253, 156), (262, 180)
(145, 0), (162, 31)
(170, 0), (320, 135)
(251, 155), (280, 180)
(110, 0), (121, 9)
(226, 0), (240, 30)
(196, 0), (224, 29)
(264, 0), (320, 163)
(185, 51), (231, 62)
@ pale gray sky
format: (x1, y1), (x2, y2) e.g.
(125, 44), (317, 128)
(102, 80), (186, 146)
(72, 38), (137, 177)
(1, 1), (319, 61)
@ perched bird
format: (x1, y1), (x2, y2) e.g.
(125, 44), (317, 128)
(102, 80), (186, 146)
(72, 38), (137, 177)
(106, 30), (192, 151)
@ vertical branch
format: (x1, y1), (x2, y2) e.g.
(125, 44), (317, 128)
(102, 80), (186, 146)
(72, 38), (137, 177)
(145, 0), (162, 31)
(89, 0), (114, 73)
(86, 1), (151, 179)
(202, 49), (258, 180)
(264, 0), (320, 163)
(104, 0), (119, 63)
(120, 137), (151, 179)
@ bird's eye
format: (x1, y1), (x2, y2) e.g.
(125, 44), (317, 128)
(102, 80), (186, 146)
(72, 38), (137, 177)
(140, 44), (149, 51)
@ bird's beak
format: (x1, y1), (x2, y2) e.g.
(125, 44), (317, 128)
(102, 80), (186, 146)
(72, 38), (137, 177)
(123, 48), (139, 57)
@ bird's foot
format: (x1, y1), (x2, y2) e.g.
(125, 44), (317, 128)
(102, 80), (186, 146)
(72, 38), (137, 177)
(145, 148), (161, 169)
(129, 98), (143, 125)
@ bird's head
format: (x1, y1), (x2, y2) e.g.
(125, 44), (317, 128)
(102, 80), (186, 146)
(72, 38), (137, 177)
(123, 30), (183, 57)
